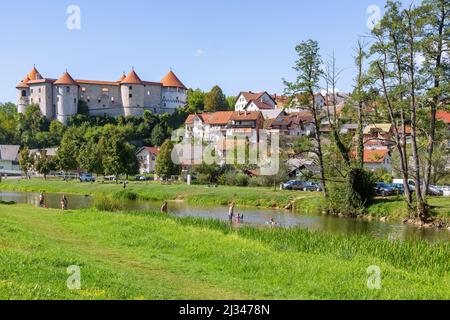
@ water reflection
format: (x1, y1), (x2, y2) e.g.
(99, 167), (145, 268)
(0, 191), (448, 243)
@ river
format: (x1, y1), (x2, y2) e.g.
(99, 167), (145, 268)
(0, 191), (449, 243)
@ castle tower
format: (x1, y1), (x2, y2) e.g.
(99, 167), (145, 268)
(160, 70), (187, 113)
(120, 69), (145, 117)
(16, 66), (43, 114)
(53, 71), (79, 124)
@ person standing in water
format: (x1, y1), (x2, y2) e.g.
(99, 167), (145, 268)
(228, 202), (235, 223)
(161, 201), (168, 213)
(60, 195), (68, 210)
(38, 193), (45, 208)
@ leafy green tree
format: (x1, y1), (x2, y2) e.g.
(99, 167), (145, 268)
(151, 123), (166, 147)
(155, 140), (180, 180)
(18, 147), (34, 178)
(77, 100), (90, 116)
(0, 103), (18, 145)
(56, 126), (86, 172)
(78, 137), (103, 176)
(187, 88), (205, 113)
(204, 86), (227, 112)
(226, 96), (237, 111)
(35, 150), (56, 180)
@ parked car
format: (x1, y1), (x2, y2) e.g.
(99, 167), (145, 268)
(428, 185), (444, 196)
(303, 182), (321, 192)
(79, 173), (96, 183)
(391, 183), (405, 195)
(375, 182), (395, 197)
(135, 175), (151, 181)
(282, 180), (305, 191)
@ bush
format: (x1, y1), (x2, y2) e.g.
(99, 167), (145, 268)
(111, 190), (138, 200)
(327, 169), (376, 216)
(94, 195), (125, 212)
(235, 173), (250, 187)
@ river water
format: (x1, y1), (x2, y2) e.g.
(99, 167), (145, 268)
(0, 191), (449, 243)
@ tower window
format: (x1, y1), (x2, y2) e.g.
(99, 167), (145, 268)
(39, 88), (42, 93)
(129, 86), (133, 90)
(21, 90), (27, 97)
(74, 98), (77, 104)
(66, 86), (70, 93)
(111, 97), (115, 104)
(129, 94), (133, 98)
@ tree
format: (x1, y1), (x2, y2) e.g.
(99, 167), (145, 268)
(420, 0), (449, 198)
(0, 103), (18, 145)
(187, 89), (205, 113)
(204, 86), (227, 112)
(284, 40), (328, 197)
(35, 150), (56, 180)
(155, 140), (180, 180)
(151, 123), (166, 147)
(18, 147), (34, 178)
(78, 138), (103, 176)
(226, 96), (237, 111)
(56, 126), (86, 172)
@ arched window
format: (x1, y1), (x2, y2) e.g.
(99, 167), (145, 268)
(21, 90), (27, 97)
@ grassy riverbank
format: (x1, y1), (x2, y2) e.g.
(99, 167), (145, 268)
(0, 204), (448, 300)
(1, 179), (450, 220)
(0, 178), (314, 208)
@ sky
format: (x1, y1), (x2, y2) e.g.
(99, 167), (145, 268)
(0, 0), (401, 104)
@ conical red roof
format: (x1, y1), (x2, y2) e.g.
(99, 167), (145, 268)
(121, 70), (143, 85)
(54, 71), (78, 86)
(161, 70), (186, 89)
(16, 75), (30, 89)
(27, 66), (42, 81)
(118, 72), (126, 82)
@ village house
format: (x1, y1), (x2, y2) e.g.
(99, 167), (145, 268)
(184, 111), (234, 143)
(363, 123), (394, 148)
(0, 145), (21, 175)
(136, 147), (159, 174)
(266, 112), (315, 138)
(363, 148), (392, 173)
(234, 91), (276, 112)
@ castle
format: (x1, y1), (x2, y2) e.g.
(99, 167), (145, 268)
(16, 66), (187, 124)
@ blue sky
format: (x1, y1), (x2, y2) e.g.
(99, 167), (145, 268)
(0, 0), (397, 103)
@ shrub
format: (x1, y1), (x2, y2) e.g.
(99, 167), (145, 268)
(235, 173), (250, 187)
(111, 190), (138, 200)
(94, 195), (125, 212)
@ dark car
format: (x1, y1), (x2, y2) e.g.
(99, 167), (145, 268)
(303, 182), (322, 192)
(282, 180), (305, 191)
(392, 183), (405, 195)
(375, 182), (395, 197)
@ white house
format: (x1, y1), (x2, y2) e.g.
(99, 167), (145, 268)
(235, 91), (276, 111)
(363, 148), (392, 173)
(0, 145), (21, 175)
(136, 147), (159, 174)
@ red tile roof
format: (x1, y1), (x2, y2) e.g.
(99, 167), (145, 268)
(437, 111), (450, 124)
(27, 66), (42, 81)
(54, 72), (78, 86)
(161, 70), (186, 89)
(247, 99), (274, 110)
(121, 70), (143, 85)
(364, 149), (389, 164)
(231, 111), (263, 121)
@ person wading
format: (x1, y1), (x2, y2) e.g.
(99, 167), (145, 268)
(228, 202), (235, 223)
(161, 201), (168, 214)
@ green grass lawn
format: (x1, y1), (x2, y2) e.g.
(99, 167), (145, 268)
(0, 204), (449, 300)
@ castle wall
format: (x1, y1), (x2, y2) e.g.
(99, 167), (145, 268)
(143, 84), (162, 114)
(79, 83), (123, 117)
(161, 87), (186, 114)
(29, 83), (53, 118)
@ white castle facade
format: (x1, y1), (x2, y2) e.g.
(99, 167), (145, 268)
(16, 66), (187, 124)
